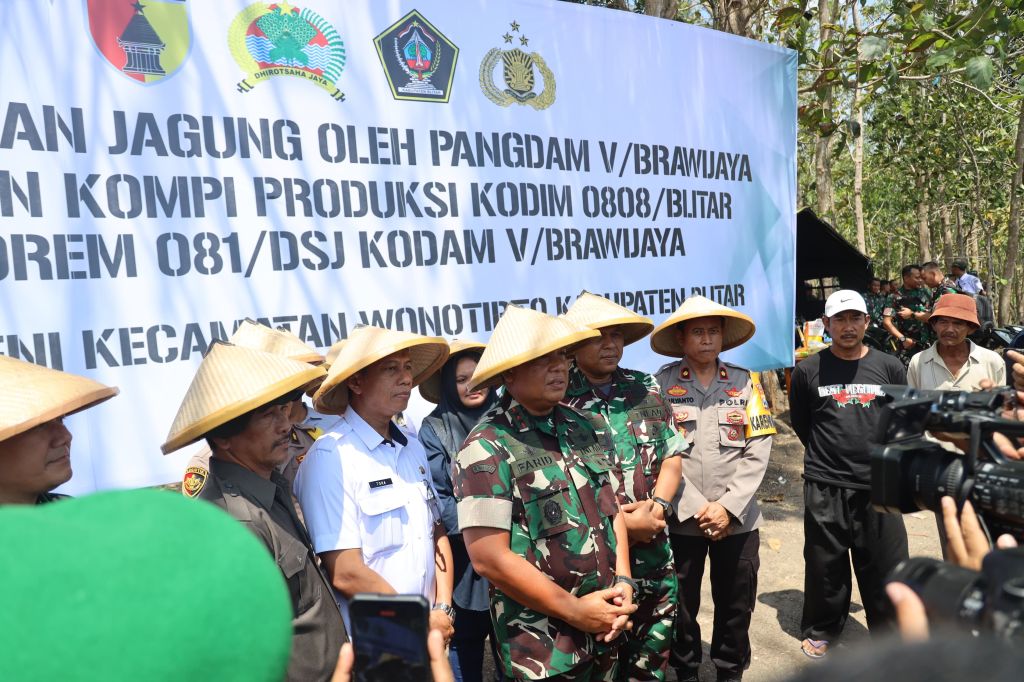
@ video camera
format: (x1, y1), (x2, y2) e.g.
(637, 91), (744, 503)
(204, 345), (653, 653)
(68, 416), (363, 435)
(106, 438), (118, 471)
(890, 548), (1024, 641)
(870, 386), (1024, 543)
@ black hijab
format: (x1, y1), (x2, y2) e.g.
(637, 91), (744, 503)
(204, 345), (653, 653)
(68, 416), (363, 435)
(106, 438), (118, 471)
(427, 350), (496, 454)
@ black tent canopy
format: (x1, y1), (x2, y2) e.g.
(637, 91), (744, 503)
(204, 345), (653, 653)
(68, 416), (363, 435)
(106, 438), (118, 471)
(796, 208), (872, 292)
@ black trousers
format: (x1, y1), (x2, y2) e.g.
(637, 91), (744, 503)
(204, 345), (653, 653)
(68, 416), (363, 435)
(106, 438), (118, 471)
(670, 530), (760, 677)
(801, 480), (909, 641)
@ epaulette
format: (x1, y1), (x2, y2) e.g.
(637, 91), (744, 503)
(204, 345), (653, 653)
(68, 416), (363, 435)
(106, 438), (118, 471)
(722, 361), (751, 376)
(655, 360), (680, 375)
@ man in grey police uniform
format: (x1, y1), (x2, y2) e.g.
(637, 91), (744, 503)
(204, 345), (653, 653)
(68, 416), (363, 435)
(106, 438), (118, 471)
(650, 296), (775, 682)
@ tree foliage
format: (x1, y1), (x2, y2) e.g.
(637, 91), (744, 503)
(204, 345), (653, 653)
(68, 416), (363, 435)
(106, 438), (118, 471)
(569, 0), (1024, 322)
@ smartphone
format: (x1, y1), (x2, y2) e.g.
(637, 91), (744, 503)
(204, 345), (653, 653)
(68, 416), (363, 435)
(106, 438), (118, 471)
(350, 594), (430, 682)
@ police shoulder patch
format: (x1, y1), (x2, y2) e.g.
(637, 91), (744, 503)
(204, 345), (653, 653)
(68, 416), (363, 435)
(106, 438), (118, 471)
(182, 466), (208, 498)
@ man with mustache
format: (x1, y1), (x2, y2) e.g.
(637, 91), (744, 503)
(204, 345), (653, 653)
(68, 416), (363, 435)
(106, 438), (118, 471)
(162, 341), (347, 682)
(907, 293), (1004, 392)
(650, 296), (774, 682)
(563, 292), (686, 681)
(789, 291), (909, 660)
(294, 325), (456, 641)
(452, 305), (637, 681)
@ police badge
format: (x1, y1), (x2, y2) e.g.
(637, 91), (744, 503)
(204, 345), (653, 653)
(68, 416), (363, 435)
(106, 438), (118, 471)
(479, 20), (555, 110)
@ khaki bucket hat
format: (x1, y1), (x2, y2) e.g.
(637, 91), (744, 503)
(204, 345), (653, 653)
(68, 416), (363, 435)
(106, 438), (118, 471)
(229, 319), (325, 365)
(161, 341), (326, 454)
(563, 291), (654, 346)
(419, 340), (487, 404)
(313, 326), (449, 415)
(650, 295), (756, 357)
(470, 305), (599, 391)
(930, 293), (980, 329)
(0, 357), (119, 442)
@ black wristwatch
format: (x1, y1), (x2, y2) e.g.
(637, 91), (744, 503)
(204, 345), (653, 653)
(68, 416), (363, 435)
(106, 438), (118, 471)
(614, 575), (639, 594)
(652, 496), (673, 519)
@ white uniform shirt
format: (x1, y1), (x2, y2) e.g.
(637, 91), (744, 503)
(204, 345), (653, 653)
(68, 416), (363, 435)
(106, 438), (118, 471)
(294, 408), (439, 625)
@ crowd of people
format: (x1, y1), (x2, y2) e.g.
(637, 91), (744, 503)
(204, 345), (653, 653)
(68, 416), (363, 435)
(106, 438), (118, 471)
(1, 273), (1019, 681)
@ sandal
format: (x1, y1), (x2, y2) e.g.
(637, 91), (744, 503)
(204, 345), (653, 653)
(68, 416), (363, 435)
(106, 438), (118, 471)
(801, 638), (829, 659)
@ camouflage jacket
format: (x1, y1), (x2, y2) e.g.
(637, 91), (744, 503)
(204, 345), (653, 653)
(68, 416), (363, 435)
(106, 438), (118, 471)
(452, 393), (620, 680)
(929, 278), (962, 308)
(864, 292), (891, 327)
(563, 364), (688, 506)
(886, 286), (933, 344)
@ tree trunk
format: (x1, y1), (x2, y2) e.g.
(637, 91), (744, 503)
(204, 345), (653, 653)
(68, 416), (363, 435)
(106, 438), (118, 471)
(954, 204), (964, 258)
(999, 96), (1024, 325)
(914, 171), (932, 262)
(850, 1), (866, 254)
(814, 0), (836, 223)
(644, 0), (677, 19)
(939, 201), (954, 266)
(714, 0), (756, 37)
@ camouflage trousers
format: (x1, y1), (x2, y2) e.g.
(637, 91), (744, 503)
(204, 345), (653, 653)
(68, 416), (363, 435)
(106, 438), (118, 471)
(618, 552), (678, 681)
(546, 646), (618, 681)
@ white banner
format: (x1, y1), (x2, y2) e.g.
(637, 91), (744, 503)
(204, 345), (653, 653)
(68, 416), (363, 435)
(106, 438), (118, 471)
(0, 0), (796, 492)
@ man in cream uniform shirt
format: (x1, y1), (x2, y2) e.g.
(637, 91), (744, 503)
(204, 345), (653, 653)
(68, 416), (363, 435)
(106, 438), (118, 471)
(294, 326), (456, 638)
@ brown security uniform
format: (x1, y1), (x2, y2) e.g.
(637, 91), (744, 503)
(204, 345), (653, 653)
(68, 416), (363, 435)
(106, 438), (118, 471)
(197, 458), (348, 682)
(652, 359), (773, 681)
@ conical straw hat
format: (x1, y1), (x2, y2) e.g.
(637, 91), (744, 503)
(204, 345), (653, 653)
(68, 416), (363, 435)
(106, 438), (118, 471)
(229, 319), (324, 365)
(324, 339), (346, 368)
(0, 356), (118, 442)
(313, 326), (449, 415)
(563, 291), (654, 346)
(419, 340), (486, 404)
(650, 295), (756, 357)
(470, 306), (599, 391)
(161, 342), (326, 454)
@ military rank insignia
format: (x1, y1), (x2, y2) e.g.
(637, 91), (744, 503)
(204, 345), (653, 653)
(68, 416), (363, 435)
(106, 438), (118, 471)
(479, 20), (555, 110)
(182, 466), (207, 497)
(718, 367), (729, 381)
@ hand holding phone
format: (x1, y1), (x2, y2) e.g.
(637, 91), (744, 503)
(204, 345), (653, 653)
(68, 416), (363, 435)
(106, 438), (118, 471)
(349, 594), (430, 682)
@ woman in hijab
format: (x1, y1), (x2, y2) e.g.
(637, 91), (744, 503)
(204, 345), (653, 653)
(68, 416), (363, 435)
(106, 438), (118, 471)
(419, 343), (501, 682)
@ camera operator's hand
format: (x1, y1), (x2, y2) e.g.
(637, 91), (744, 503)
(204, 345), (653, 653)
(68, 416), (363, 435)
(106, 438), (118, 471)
(885, 582), (929, 642)
(941, 496), (1018, 571)
(941, 497), (991, 571)
(1007, 350), (1024, 392)
(332, 630), (456, 682)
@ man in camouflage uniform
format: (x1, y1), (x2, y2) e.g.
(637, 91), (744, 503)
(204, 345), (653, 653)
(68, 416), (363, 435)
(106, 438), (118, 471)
(649, 296), (775, 682)
(563, 292), (686, 681)
(921, 261), (962, 312)
(863, 278), (889, 328)
(882, 264), (931, 359)
(453, 305), (637, 681)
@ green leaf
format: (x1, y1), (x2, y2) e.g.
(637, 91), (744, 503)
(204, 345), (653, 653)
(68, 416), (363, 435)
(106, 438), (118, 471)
(907, 32), (939, 52)
(860, 35), (888, 61)
(965, 54), (994, 90)
(926, 48), (955, 70)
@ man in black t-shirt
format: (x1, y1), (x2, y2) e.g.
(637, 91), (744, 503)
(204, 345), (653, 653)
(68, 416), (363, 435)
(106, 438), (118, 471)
(789, 290), (909, 660)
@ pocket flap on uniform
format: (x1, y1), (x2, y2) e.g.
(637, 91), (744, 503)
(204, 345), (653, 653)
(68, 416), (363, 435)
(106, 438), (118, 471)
(517, 475), (569, 505)
(717, 406), (747, 426)
(581, 452), (615, 474)
(277, 533), (309, 579)
(358, 487), (408, 516)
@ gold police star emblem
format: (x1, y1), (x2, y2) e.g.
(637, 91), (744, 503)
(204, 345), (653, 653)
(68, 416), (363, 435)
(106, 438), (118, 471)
(479, 21), (555, 110)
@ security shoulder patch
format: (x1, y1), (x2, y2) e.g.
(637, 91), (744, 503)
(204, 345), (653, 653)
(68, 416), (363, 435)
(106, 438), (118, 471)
(471, 463), (497, 475)
(182, 466), (208, 498)
(745, 377), (777, 437)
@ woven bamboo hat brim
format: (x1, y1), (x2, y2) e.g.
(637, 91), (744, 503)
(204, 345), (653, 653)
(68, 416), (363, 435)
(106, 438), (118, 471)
(650, 295), (756, 357)
(161, 342), (326, 454)
(0, 356), (118, 442)
(313, 326), (450, 415)
(229, 319), (325, 365)
(324, 339), (347, 368)
(563, 291), (654, 346)
(419, 340), (487, 404)
(470, 306), (600, 391)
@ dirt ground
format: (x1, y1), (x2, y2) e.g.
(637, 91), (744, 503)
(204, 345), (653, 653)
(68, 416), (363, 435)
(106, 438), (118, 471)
(479, 418), (941, 681)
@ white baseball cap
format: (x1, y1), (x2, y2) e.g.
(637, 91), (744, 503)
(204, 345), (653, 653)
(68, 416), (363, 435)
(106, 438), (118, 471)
(824, 290), (868, 317)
